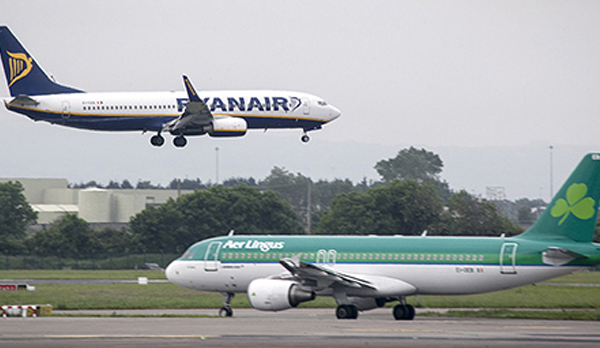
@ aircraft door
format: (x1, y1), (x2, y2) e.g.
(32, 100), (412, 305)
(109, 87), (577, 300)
(204, 242), (222, 272)
(302, 98), (310, 115)
(500, 243), (517, 274)
(316, 249), (327, 265)
(61, 101), (71, 119)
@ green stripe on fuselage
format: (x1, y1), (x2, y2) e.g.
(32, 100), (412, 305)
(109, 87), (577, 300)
(178, 235), (599, 267)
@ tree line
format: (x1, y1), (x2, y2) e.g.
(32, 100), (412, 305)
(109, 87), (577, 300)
(3, 147), (597, 261)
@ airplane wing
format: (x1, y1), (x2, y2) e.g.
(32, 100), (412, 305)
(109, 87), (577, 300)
(163, 76), (212, 133)
(279, 256), (416, 296)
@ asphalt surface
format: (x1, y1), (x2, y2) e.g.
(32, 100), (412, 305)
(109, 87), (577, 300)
(1, 308), (599, 347)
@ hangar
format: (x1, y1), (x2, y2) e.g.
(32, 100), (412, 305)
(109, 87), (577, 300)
(0, 178), (192, 229)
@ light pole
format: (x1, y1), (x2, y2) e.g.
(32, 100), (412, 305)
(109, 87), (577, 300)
(215, 147), (219, 185)
(549, 145), (554, 201)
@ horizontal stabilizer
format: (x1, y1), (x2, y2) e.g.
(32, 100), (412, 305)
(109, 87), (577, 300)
(8, 94), (39, 106)
(542, 247), (585, 267)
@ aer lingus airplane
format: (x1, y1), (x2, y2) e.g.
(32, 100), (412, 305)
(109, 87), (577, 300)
(0, 26), (340, 147)
(166, 153), (600, 320)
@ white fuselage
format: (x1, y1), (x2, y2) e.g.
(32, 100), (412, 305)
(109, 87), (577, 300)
(165, 259), (582, 297)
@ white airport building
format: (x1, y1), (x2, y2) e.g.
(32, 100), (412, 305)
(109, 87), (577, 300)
(0, 178), (193, 228)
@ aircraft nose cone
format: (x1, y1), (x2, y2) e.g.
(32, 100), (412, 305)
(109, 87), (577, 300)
(329, 106), (341, 121)
(164, 261), (179, 284)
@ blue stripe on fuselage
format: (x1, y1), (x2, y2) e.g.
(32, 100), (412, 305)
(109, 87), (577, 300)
(6, 104), (326, 133)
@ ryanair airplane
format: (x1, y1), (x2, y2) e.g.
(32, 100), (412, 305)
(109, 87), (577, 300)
(166, 154), (600, 320)
(0, 26), (341, 147)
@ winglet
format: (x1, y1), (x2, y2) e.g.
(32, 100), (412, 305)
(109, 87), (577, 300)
(182, 75), (201, 102)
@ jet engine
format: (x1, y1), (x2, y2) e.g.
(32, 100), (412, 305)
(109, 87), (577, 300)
(247, 279), (315, 311)
(209, 117), (247, 137)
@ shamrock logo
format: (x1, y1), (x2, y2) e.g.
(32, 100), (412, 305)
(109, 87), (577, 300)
(550, 183), (596, 225)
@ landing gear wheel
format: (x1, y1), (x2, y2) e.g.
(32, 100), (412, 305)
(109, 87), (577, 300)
(406, 304), (415, 320)
(301, 134), (310, 143)
(219, 307), (233, 317)
(173, 136), (187, 148)
(219, 292), (234, 317)
(336, 305), (358, 320)
(150, 134), (164, 147)
(393, 304), (415, 320)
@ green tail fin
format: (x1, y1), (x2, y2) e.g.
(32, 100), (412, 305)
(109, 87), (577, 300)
(516, 153), (600, 243)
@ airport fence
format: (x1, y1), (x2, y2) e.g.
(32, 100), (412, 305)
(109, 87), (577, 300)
(0, 253), (179, 270)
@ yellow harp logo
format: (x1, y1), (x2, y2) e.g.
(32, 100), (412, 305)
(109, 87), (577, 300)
(7, 51), (33, 87)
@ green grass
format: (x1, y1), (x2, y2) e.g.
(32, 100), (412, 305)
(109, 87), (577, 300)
(538, 270), (600, 284)
(405, 285), (600, 309)
(1, 270), (599, 321)
(1, 282), (598, 311)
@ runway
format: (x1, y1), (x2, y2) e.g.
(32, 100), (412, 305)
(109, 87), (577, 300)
(1, 308), (599, 347)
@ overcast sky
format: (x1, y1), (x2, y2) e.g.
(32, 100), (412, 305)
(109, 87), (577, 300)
(1, 1), (599, 201)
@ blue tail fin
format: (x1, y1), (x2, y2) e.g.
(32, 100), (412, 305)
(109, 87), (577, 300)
(516, 153), (600, 243)
(0, 26), (83, 96)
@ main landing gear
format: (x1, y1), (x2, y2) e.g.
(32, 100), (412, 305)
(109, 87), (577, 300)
(301, 134), (310, 143)
(334, 296), (415, 320)
(219, 292), (234, 317)
(150, 133), (164, 147)
(393, 304), (415, 320)
(173, 135), (187, 148)
(149, 133), (188, 148)
(336, 304), (358, 319)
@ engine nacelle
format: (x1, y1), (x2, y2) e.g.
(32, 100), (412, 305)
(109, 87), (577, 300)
(209, 117), (247, 137)
(247, 278), (315, 311)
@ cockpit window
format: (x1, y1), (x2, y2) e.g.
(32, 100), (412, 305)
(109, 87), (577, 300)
(317, 101), (327, 106)
(182, 250), (194, 259)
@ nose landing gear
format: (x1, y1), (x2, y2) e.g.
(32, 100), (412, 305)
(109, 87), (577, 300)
(219, 292), (234, 317)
